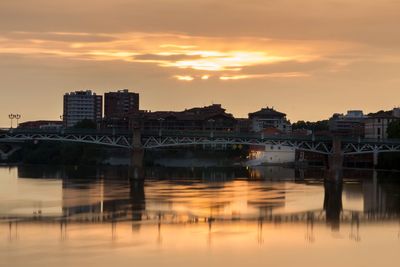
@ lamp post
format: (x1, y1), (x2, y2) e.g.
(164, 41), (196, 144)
(158, 118), (165, 137)
(8, 114), (20, 129)
(8, 114), (14, 129)
(15, 114), (21, 127)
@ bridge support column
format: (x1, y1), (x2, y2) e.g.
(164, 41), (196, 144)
(328, 136), (343, 181)
(130, 127), (144, 179)
(373, 151), (379, 168)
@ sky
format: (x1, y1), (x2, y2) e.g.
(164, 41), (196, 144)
(1, 0), (400, 126)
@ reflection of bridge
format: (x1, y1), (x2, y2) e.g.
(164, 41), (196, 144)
(2, 207), (400, 226)
(1, 129), (400, 155)
(1, 172), (399, 229)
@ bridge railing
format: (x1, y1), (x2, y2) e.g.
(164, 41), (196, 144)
(2, 128), (133, 136)
(2, 128), (400, 145)
(141, 129), (332, 142)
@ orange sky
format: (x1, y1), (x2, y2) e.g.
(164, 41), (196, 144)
(1, 0), (400, 126)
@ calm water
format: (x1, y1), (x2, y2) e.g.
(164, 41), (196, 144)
(1, 165), (400, 267)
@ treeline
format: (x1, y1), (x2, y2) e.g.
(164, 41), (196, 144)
(9, 142), (108, 165)
(292, 120), (329, 132)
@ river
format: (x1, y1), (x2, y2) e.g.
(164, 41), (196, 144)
(1, 165), (400, 267)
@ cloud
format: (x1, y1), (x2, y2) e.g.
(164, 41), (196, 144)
(133, 53), (203, 62)
(219, 72), (309, 80)
(4, 31), (117, 43)
(0, 31), (322, 76)
(174, 75), (194, 81)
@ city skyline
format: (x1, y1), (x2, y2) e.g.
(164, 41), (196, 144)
(1, 0), (400, 126)
(2, 88), (399, 127)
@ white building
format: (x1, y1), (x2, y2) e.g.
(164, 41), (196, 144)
(247, 145), (295, 166)
(364, 108), (400, 140)
(63, 90), (103, 128)
(248, 107), (291, 133)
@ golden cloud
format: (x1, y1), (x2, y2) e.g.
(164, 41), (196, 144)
(0, 31), (360, 80)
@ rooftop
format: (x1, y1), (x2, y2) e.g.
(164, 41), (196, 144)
(248, 107), (286, 118)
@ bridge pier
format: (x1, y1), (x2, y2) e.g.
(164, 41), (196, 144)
(327, 136), (343, 181)
(130, 127), (144, 179)
(373, 150), (379, 168)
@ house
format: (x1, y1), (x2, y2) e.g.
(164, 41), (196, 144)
(248, 107), (291, 133)
(364, 108), (400, 140)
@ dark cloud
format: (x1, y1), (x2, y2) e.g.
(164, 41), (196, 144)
(2, 32), (117, 43)
(1, 0), (400, 46)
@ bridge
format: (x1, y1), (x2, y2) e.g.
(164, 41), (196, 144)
(1, 128), (400, 156)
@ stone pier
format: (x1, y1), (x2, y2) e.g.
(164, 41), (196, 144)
(373, 150), (379, 168)
(327, 136), (343, 181)
(130, 127), (144, 179)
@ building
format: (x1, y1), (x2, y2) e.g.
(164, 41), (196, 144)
(18, 120), (63, 130)
(248, 107), (291, 133)
(140, 104), (237, 131)
(63, 90), (103, 128)
(236, 118), (252, 133)
(104, 89), (140, 129)
(105, 89), (139, 118)
(247, 145), (296, 165)
(328, 110), (367, 137)
(364, 108), (400, 140)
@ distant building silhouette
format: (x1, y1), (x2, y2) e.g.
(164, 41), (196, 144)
(18, 120), (63, 130)
(139, 104), (237, 131)
(328, 110), (367, 137)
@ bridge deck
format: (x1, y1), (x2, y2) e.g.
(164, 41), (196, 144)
(1, 129), (400, 155)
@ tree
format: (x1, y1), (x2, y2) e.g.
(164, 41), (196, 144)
(292, 120), (329, 132)
(387, 120), (400, 139)
(73, 119), (97, 129)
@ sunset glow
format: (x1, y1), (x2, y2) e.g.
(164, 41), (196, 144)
(1, 0), (400, 125)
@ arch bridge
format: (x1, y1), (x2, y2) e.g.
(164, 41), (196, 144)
(1, 128), (400, 156)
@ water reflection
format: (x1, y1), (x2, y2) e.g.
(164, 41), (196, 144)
(1, 165), (400, 267)
(0, 165), (399, 228)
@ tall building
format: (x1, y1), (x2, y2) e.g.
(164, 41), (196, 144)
(104, 89), (140, 129)
(104, 89), (139, 118)
(63, 90), (103, 128)
(248, 107), (291, 133)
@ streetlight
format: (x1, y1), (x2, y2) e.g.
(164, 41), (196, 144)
(158, 118), (165, 137)
(15, 114), (21, 127)
(8, 114), (15, 129)
(8, 114), (20, 128)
